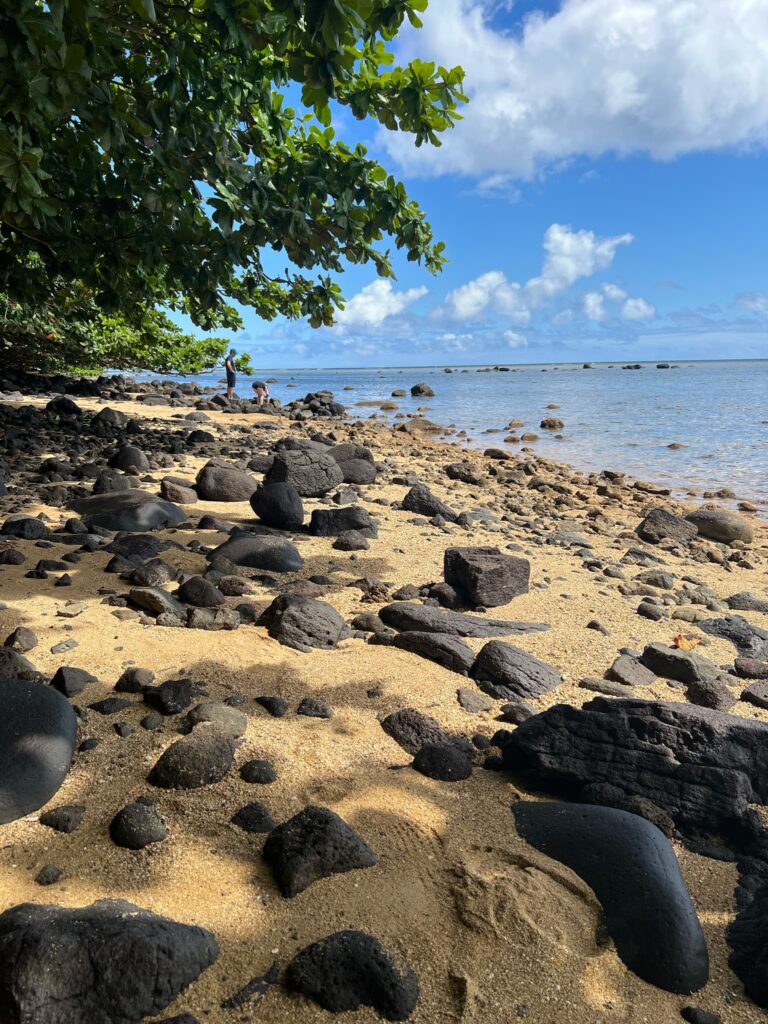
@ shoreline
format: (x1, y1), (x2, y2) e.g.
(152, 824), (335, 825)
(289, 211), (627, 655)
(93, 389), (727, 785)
(0, 382), (767, 1022)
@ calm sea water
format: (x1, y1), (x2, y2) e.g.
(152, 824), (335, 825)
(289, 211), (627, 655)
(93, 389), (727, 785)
(137, 360), (768, 505)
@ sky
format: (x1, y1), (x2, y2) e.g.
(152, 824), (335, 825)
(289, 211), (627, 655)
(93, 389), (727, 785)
(216, 0), (768, 369)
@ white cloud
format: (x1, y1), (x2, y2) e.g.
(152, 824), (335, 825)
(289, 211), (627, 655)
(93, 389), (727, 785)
(622, 296), (656, 320)
(503, 330), (527, 349)
(735, 291), (768, 315)
(443, 223), (632, 320)
(386, 0), (768, 180)
(602, 283), (628, 301)
(335, 279), (428, 330)
(583, 291), (607, 321)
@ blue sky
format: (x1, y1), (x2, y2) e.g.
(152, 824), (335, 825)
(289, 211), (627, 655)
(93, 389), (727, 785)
(211, 0), (768, 369)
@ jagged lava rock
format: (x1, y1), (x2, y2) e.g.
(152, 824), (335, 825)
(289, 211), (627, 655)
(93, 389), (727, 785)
(285, 930), (418, 1021)
(263, 805), (378, 897)
(0, 899), (218, 1024)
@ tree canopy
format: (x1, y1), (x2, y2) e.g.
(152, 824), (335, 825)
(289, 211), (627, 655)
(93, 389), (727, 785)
(0, 0), (466, 358)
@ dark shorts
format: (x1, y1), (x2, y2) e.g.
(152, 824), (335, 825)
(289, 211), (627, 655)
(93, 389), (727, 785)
(226, 372), (236, 387)
(253, 380), (267, 390)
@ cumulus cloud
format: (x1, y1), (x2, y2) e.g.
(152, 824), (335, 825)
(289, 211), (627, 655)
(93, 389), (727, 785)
(735, 291), (768, 316)
(335, 279), (428, 330)
(503, 330), (527, 349)
(385, 0), (768, 180)
(622, 296), (656, 320)
(442, 223), (633, 320)
(583, 291), (607, 321)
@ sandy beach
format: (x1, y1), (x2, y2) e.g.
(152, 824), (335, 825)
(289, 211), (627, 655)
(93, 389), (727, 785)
(0, 387), (766, 1024)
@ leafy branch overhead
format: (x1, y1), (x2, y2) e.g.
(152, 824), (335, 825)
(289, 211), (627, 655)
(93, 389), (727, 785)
(0, 0), (466, 332)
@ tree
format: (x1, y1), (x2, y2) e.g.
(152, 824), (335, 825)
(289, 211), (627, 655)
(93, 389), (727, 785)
(0, 271), (253, 375)
(0, 0), (466, 345)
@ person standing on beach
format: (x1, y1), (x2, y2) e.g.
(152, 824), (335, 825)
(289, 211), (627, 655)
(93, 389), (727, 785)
(224, 349), (237, 399)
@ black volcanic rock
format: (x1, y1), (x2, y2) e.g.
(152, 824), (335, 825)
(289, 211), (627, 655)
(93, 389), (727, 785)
(514, 801), (708, 993)
(285, 930), (418, 1021)
(263, 806), (378, 897)
(0, 899), (218, 1024)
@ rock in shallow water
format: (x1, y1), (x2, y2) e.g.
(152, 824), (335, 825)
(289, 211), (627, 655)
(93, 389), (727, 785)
(514, 801), (709, 994)
(263, 805), (378, 897)
(0, 680), (77, 824)
(285, 930), (418, 1021)
(0, 899), (218, 1024)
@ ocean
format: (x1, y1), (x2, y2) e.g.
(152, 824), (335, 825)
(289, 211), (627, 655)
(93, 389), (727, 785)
(135, 359), (768, 505)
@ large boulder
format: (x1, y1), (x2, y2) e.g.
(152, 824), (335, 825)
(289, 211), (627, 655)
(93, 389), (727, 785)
(514, 802), (708, 994)
(401, 483), (457, 522)
(470, 641), (562, 700)
(502, 698), (768, 845)
(328, 443), (378, 485)
(379, 602), (548, 639)
(686, 509), (754, 544)
(285, 931), (418, 1021)
(108, 445), (150, 472)
(263, 806), (378, 897)
(250, 483), (304, 530)
(206, 534), (302, 573)
(636, 508), (697, 545)
(309, 506), (378, 539)
(0, 899), (218, 1024)
(264, 450), (343, 498)
(1, 515), (49, 540)
(443, 546), (530, 608)
(70, 491), (187, 532)
(0, 680), (77, 824)
(258, 595), (350, 652)
(195, 464), (258, 502)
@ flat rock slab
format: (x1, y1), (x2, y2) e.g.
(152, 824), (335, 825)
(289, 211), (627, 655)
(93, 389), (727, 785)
(503, 698), (768, 844)
(443, 546), (529, 608)
(0, 680), (77, 824)
(698, 616), (768, 659)
(207, 535), (302, 573)
(0, 899), (218, 1024)
(640, 643), (719, 684)
(514, 801), (709, 994)
(285, 930), (418, 1021)
(392, 631), (475, 674)
(378, 603), (548, 639)
(607, 654), (656, 688)
(263, 806), (378, 897)
(470, 641), (562, 701)
(70, 490), (187, 532)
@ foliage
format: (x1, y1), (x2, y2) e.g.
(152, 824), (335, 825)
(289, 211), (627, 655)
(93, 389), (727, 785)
(0, 0), (466, 338)
(0, 280), (252, 374)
